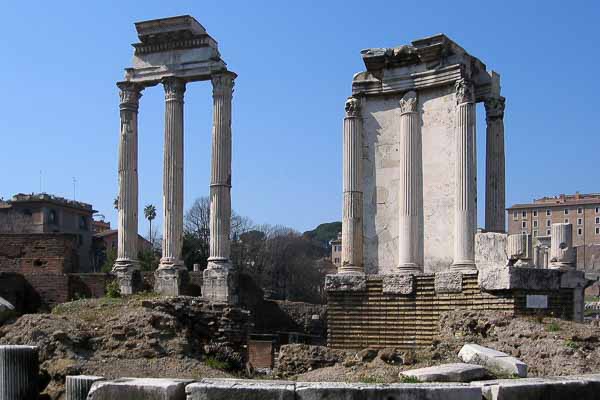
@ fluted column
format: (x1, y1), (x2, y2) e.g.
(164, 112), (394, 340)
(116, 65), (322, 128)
(207, 72), (236, 271)
(66, 375), (104, 400)
(159, 77), (186, 270)
(114, 82), (142, 293)
(397, 91), (424, 273)
(484, 96), (506, 233)
(452, 79), (477, 272)
(340, 96), (364, 274)
(0, 345), (39, 400)
(549, 223), (576, 270)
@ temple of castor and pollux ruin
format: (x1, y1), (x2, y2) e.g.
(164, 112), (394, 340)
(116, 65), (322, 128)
(113, 16), (592, 350)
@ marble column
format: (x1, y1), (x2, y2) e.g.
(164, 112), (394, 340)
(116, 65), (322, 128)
(340, 96), (364, 274)
(397, 91), (424, 273)
(203, 71), (237, 304)
(484, 96), (506, 233)
(0, 345), (39, 400)
(66, 375), (104, 400)
(549, 223), (576, 270)
(452, 79), (477, 272)
(113, 81), (143, 294)
(156, 77), (187, 295)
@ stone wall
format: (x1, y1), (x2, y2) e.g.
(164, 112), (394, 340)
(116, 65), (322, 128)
(0, 233), (79, 274)
(327, 273), (574, 350)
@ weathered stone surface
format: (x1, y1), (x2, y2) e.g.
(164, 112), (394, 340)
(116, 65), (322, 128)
(434, 271), (463, 293)
(276, 344), (344, 377)
(478, 266), (560, 291)
(88, 378), (192, 400)
(472, 376), (600, 400)
(325, 274), (366, 292)
(295, 382), (482, 400)
(459, 343), (527, 378)
(560, 270), (587, 288)
(186, 379), (295, 400)
(202, 267), (238, 304)
(400, 363), (488, 382)
(382, 274), (414, 294)
(66, 375), (104, 400)
(475, 232), (508, 269)
(0, 345), (39, 400)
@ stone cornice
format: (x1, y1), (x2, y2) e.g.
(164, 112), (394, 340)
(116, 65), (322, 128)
(344, 97), (361, 118)
(133, 36), (218, 56)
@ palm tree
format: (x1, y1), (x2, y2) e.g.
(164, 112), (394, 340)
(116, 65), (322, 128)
(144, 204), (157, 244)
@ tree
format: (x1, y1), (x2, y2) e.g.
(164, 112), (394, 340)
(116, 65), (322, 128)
(144, 204), (157, 243)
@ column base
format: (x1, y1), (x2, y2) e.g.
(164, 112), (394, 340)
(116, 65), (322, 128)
(338, 264), (364, 275)
(202, 263), (238, 305)
(450, 261), (477, 273)
(112, 259), (141, 295)
(154, 265), (189, 296)
(396, 263), (423, 274)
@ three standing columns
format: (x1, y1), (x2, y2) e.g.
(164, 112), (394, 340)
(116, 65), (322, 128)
(340, 97), (364, 274)
(397, 91), (424, 273)
(484, 96), (506, 233)
(206, 72), (236, 271)
(452, 79), (477, 272)
(113, 82), (143, 294)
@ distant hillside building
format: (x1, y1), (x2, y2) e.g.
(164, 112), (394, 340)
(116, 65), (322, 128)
(330, 232), (342, 268)
(0, 193), (95, 271)
(92, 228), (152, 271)
(507, 193), (600, 271)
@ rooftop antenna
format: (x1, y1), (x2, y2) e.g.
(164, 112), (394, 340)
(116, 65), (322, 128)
(72, 177), (77, 200)
(39, 170), (42, 193)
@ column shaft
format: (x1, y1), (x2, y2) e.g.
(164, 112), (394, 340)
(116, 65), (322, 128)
(452, 79), (477, 271)
(397, 91), (424, 272)
(207, 72), (235, 270)
(340, 97), (364, 274)
(485, 97), (506, 232)
(159, 77), (186, 269)
(114, 82), (142, 272)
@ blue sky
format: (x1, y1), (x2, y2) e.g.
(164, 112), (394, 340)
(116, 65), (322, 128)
(1, 1), (598, 235)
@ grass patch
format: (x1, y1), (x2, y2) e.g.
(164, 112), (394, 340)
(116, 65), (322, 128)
(546, 321), (561, 332)
(359, 375), (387, 384)
(398, 375), (421, 383)
(205, 356), (231, 371)
(565, 340), (579, 350)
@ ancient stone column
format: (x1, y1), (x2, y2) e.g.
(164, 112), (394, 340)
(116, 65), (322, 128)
(340, 96), (364, 274)
(452, 79), (477, 272)
(203, 71), (237, 303)
(113, 82), (143, 295)
(66, 375), (104, 400)
(156, 77), (187, 296)
(397, 91), (424, 273)
(484, 96), (506, 233)
(0, 345), (39, 400)
(549, 223), (576, 270)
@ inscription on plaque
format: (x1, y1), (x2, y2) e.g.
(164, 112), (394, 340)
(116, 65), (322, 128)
(526, 294), (548, 309)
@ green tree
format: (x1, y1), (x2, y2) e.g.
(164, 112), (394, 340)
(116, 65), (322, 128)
(144, 204), (157, 243)
(101, 249), (117, 273)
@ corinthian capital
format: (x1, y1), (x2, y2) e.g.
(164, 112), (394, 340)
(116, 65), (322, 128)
(455, 78), (475, 104)
(211, 72), (236, 97)
(399, 91), (417, 114)
(163, 77), (186, 102)
(117, 81), (143, 109)
(484, 96), (506, 120)
(344, 97), (361, 117)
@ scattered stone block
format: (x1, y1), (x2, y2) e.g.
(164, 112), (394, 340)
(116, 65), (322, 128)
(325, 274), (366, 292)
(186, 379), (295, 400)
(475, 232), (508, 269)
(0, 345), (39, 400)
(472, 376), (600, 400)
(382, 274), (415, 295)
(66, 375), (104, 400)
(400, 363), (488, 382)
(295, 382), (481, 400)
(478, 266), (560, 291)
(435, 271), (463, 293)
(459, 343), (527, 378)
(87, 378), (193, 400)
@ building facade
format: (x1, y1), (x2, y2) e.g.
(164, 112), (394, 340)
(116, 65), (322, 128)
(330, 232), (342, 268)
(507, 193), (600, 271)
(0, 193), (95, 271)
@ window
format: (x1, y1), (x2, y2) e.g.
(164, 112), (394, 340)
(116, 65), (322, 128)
(522, 231), (527, 235)
(547, 229), (551, 235)
(546, 209), (552, 216)
(578, 228), (583, 235)
(578, 207), (583, 214)
(334, 258), (340, 264)
(533, 220), (538, 228)
(522, 211), (527, 218)
(564, 209), (569, 215)
(79, 216), (88, 230)
(578, 218), (583, 225)
(533, 210), (538, 217)
(564, 219), (569, 224)
(596, 207), (600, 213)
(546, 220), (551, 227)
(22, 209), (32, 217)
(533, 230), (538, 237)
(596, 227), (600, 235)
(596, 217), (600, 224)
(522, 221), (527, 228)
(48, 210), (57, 224)
(513, 211), (518, 220)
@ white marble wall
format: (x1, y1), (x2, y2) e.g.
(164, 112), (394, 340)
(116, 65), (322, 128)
(362, 85), (457, 274)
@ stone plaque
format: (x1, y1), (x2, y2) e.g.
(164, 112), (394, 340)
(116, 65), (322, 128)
(526, 294), (548, 309)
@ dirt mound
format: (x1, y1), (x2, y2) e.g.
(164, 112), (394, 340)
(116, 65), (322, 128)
(0, 295), (248, 399)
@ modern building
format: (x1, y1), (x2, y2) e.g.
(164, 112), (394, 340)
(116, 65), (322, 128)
(0, 193), (96, 271)
(507, 192), (600, 270)
(92, 229), (152, 271)
(329, 232), (342, 268)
